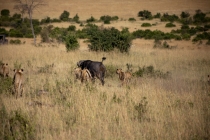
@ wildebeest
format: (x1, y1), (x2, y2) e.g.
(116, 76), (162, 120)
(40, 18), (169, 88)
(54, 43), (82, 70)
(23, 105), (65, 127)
(0, 63), (9, 78)
(77, 57), (106, 85)
(13, 69), (24, 99)
(116, 68), (132, 86)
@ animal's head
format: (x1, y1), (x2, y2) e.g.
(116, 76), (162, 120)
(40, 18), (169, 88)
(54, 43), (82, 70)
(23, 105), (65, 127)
(2, 63), (8, 67)
(14, 69), (24, 74)
(77, 60), (85, 67)
(116, 68), (122, 74)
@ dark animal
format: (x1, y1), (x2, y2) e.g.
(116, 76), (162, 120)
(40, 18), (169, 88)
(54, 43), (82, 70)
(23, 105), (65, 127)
(77, 57), (106, 85)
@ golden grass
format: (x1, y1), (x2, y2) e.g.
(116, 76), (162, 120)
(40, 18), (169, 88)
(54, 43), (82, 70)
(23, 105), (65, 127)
(0, 39), (210, 139)
(1, 0), (210, 139)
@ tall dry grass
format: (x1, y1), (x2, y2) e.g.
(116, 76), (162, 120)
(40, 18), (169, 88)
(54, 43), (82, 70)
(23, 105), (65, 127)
(0, 40), (210, 140)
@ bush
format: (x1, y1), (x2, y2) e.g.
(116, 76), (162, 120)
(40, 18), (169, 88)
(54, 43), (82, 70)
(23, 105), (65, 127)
(138, 10), (152, 19)
(60, 10), (70, 21)
(141, 23), (151, 27)
(87, 27), (132, 52)
(180, 11), (190, 19)
(165, 22), (176, 27)
(67, 25), (76, 31)
(1, 9), (10, 17)
(9, 29), (23, 37)
(65, 34), (79, 51)
(134, 65), (171, 78)
(128, 18), (136, 21)
(153, 13), (161, 18)
(9, 39), (21, 44)
(40, 16), (51, 24)
(0, 28), (9, 35)
(161, 13), (179, 22)
(73, 14), (79, 23)
(86, 16), (96, 23)
(193, 10), (206, 24)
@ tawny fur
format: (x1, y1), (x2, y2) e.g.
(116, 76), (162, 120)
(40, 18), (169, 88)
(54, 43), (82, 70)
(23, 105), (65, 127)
(13, 69), (24, 99)
(208, 75), (210, 85)
(81, 68), (92, 83)
(0, 63), (9, 78)
(74, 67), (82, 80)
(116, 68), (132, 86)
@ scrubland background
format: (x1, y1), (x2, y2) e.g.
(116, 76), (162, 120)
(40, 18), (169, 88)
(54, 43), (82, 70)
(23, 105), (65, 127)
(0, 0), (210, 140)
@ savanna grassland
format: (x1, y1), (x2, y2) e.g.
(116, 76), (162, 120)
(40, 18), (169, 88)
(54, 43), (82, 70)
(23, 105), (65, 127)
(1, 0), (210, 140)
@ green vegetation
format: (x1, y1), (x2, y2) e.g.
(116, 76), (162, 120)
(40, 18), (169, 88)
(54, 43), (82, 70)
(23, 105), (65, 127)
(138, 10), (152, 20)
(59, 10), (70, 21)
(141, 23), (152, 27)
(165, 22), (176, 27)
(0, 9), (210, 50)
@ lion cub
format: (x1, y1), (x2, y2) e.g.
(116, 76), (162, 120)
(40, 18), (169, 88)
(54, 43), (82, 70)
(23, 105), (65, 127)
(13, 69), (24, 98)
(116, 68), (132, 86)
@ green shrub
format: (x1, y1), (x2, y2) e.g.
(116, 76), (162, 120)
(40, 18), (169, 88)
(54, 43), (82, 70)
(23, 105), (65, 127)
(87, 27), (132, 52)
(60, 10), (70, 21)
(12, 13), (21, 19)
(161, 13), (179, 22)
(100, 15), (112, 21)
(153, 13), (161, 18)
(51, 18), (61, 23)
(111, 16), (119, 21)
(181, 33), (191, 40)
(104, 19), (110, 24)
(165, 22), (176, 27)
(1, 9), (10, 17)
(138, 10), (152, 19)
(128, 18), (136, 21)
(40, 16), (51, 24)
(180, 11), (190, 19)
(86, 16), (96, 23)
(193, 10), (206, 24)
(9, 29), (23, 37)
(9, 39), (21, 44)
(73, 14), (79, 23)
(141, 23), (151, 27)
(67, 25), (76, 31)
(65, 34), (79, 51)
(0, 28), (9, 35)
(134, 65), (171, 78)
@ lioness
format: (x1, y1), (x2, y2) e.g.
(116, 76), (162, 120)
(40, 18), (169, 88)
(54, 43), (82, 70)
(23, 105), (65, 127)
(116, 68), (132, 86)
(13, 69), (24, 98)
(81, 68), (92, 83)
(74, 67), (82, 80)
(0, 63), (9, 78)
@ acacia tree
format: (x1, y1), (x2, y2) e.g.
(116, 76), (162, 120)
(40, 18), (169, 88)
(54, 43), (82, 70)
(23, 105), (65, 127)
(14, 0), (47, 45)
